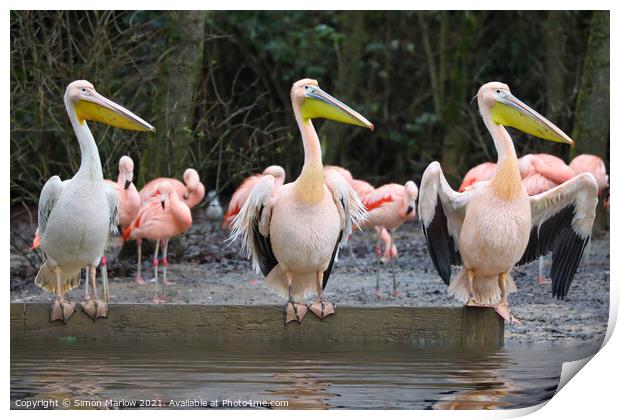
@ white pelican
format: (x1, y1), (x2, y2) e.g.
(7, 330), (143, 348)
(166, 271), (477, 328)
(231, 78), (373, 324)
(36, 80), (154, 322)
(419, 82), (598, 323)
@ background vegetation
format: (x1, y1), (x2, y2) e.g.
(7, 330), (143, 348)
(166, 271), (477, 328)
(10, 11), (609, 215)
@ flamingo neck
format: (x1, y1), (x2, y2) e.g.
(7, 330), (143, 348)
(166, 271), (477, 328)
(65, 98), (103, 181)
(116, 171), (127, 187)
(170, 191), (193, 230)
(482, 108), (522, 199)
(293, 103), (324, 203)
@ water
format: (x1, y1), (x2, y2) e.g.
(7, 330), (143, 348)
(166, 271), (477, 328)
(11, 339), (600, 409)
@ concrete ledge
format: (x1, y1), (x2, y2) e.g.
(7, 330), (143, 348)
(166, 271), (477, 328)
(10, 303), (504, 346)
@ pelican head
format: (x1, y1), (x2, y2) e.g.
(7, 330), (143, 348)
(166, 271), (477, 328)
(65, 80), (155, 132)
(404, 180), (418, 217)
(119, 155), (134, 189)
(183, 168), (200, 199)
(291, 78), (374, 130)
(477, 82), (573, 146)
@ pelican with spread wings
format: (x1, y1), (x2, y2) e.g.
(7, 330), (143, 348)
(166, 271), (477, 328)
(419, 82), (598, 323)
(231, 79), (373, 324)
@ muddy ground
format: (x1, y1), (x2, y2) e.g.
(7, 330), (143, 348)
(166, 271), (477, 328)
(10, 209), (610, 345)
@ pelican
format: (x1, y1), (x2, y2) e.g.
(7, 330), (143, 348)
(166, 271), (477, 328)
(419, 82), (598, 323)
(231, 78), (373, 324)
(36, 80), (154, 322)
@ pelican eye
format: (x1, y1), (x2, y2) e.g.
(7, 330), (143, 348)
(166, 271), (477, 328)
(496, 89), (501, 94)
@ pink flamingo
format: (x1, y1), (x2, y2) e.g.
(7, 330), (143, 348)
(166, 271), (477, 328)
(222, 165), (286, 230)
(361, 181), (418, 296)
(376, 227), (397, 263)
(123, 181), (192, 303)
(133, 168), (204, 284)
(570, 154), (609, 206)
(519, 153), (576, 195)
(459, 162), (497, 192)
(139, 168), (205, 207)
(105, 156), (141, 227)
(350, 178), (375, 199)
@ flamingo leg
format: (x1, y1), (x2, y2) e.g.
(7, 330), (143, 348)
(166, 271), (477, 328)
(152, 240), (161, 303)
(81, 265), (108, 320)
(537, 256), (550, 285)
(309, 271), (335, 319)
(160, 239), (170, 302)
(284, 271), (307, 324)
(373, 229), (383, 299)
(495, 273), (522, 325)
(135, 239), (145, 285)
(389, 230), (400, 297)
(162, 239), (175, 287)
(50, 267), (76, 323)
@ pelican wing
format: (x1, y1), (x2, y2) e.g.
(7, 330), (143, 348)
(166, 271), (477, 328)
(324, 170), (368, 289)
(37, 176), (64, 239)
(516, 173), (598, 299)
(230, 175), (278, 277)
(419, 162), (473, 285)
(104, 183), (120, 236)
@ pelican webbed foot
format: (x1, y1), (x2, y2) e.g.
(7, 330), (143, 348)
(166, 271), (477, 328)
(308, 301), (335, 320)
(495, 302), (522, 325)
(465, 298), (492, 308)
(81, 298), (109, 320)
(50, 298), (76, 323)
(284, 302), (308, 324)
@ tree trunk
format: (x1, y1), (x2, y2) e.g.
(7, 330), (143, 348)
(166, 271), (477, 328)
(323, 12), (366, 166)
(571, 11), (609, 232)
(542, 11), (569, 157)
(141, 11), (206, 182)
(440, 12), (480, 186)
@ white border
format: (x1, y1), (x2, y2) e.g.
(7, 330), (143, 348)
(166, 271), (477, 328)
(4, 2), (616, 418)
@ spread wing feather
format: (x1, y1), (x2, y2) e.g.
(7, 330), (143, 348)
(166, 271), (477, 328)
(516, 173), (598, 299)
(418, 162), (473, 285)
(324, 170), (368, 289)
(229, 175), (278, 277)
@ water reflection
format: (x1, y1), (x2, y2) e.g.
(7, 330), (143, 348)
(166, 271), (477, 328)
(11, 339), (599, 409)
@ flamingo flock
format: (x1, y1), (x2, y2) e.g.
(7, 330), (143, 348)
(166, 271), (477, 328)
(31, 78), (606, 327)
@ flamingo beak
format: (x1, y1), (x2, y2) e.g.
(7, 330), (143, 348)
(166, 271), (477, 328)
(490, 91), (574, 146)
(458, 178), (475, 192)
(406, 206), (414, 215)
(301, 86), (374, 130)
(124, 180), (131, 190)
(74, 89), (156, 132)
(161, 199), (166, 210)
